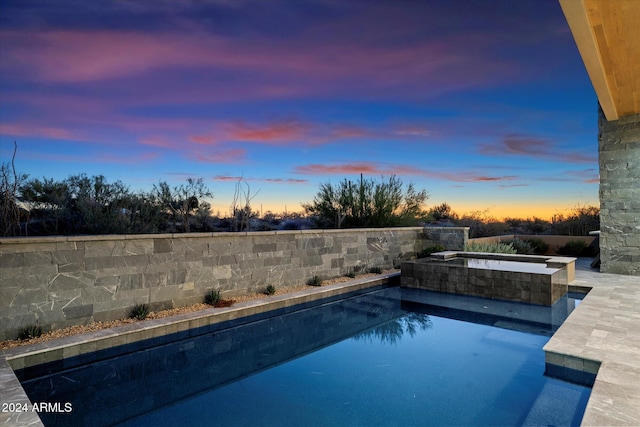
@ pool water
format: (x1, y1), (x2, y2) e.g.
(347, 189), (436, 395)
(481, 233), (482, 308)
(447, 257), (561, 274)
(20, 287), (590, 427)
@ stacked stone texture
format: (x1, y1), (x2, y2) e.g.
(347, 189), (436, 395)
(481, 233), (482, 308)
(401, 258), (568, 306)
(0, 227), (468, 340)
(598, 109), (640, 275)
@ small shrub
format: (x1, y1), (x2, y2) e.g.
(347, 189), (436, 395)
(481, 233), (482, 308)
(504, 238), (534, 255)
(308, 275), (323, 286)
(352, 265), (366, 274)
(345, 270), (356, 278)
(129, 303), (149, 320)
(525, 238), (549, 254)
(265, 284), (276, 295)
(369, 266), (382, 274)
(204, 289), (221, 306)
(417, 244), (445, 258)
(18, 325), (42, 340)
(557, 240), (594, 257)
(464, 241), (517, 254)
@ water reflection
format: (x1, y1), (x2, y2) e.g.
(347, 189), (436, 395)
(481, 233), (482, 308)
(354, 312), (432, 345)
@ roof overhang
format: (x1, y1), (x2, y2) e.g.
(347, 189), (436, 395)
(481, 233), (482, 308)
(559, 0), (640, 121)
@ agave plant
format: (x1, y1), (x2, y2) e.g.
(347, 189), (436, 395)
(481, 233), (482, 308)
(308, 275), (323, 286)
(265, 284), (276, 295)
(129, 303), (150, 320)
(18, 324), (42, 340)
(204, 289), (221, 306)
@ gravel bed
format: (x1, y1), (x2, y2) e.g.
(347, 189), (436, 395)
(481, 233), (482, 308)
(0, 270), (397, 351)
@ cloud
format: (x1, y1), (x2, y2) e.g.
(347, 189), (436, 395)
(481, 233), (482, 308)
(224, 119), (313, 144)
(189, 135), (216, 145)
(392, 125), (432, 137)
(499, 184), (530, 189)
(139, 136), (176, 148)
(294, 162), (519, 183)
(23, 150), (158, 165)
(0, 30), (212, 83)
(213, 175), (307, 184)
(216, 119), (434, 146)
(192, 149), (246, 163)
(0, 17), (521, 107)
(0, 123), (87, 141)
(536, 168), (600, 184)
(478, 134), (597, 164)
(567, 168), (599, 183)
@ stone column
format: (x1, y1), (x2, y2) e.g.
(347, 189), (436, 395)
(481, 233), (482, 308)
(598, 107), (640, 275)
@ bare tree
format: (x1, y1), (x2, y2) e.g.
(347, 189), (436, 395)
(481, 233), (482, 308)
(230, 177), (260, 232)
(1, 142), (28, 236)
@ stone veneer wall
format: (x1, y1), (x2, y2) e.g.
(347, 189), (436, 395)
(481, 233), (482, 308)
(0, 227), (468, 340)
(423, 226), (468, 250)
(599, 109), (640, 275)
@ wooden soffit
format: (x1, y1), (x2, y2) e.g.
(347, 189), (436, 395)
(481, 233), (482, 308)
(559, 0), (640, 121)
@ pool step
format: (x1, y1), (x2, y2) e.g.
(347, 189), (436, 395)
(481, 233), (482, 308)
(521, 380), (590, 426)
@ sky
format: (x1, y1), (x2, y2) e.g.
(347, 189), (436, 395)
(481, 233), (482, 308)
(0, 0), (599, 220)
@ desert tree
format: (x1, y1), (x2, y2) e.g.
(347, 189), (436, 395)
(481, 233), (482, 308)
(0, 142), (28, 236)
(303, 174), (429, 228)
(64, 174), (132, 234)
(19, 177), (70, 235)
(154, 177), (212, 232)
(428, 202), (457, 221)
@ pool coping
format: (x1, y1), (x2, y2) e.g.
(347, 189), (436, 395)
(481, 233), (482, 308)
(543, 262), (640, 426)
(0, 273), (399, 427)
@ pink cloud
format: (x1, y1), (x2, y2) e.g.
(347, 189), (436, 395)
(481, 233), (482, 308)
(224, 119), (313, 144)
(189, 135), (216, 145)
(0, 30), (216, 83)
(0, 24), (517, 105)
(0, 123), (87, 141)
(212, 175), (240, 182)
(478, 134), (597, 164)
(329, 125), (372, 139)
(215, 120), (434, 146)
(392, 125), (432, 137)
(294, 162), (519, 183)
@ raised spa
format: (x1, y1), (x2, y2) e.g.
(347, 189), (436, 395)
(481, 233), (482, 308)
(401, 251), (576, 306)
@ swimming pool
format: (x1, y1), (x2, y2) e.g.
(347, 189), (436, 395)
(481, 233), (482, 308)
(18, 287), (590, 426)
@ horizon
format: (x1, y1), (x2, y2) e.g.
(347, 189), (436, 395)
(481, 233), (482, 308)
(0, 0), (599, 222)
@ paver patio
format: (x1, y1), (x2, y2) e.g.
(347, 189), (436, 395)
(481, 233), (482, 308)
(545, 258), (640, 426)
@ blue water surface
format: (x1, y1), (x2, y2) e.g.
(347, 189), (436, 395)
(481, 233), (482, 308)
(120, 296), (589, 426)
(21, 287), (590, 427)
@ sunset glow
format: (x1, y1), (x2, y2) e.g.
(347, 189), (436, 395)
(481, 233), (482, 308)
(0, 0), (598, 220)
